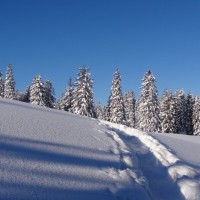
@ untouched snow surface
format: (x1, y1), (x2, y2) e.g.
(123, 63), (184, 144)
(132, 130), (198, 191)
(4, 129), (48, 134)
(0, 98), (200, 200)
(151, 133), (200, 169)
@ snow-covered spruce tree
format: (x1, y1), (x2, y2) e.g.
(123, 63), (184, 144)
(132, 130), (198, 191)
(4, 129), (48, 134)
(185, 92), (195, 135)
(124, 91), (136, 127)
(192, 96), (200, 136)
(174, 89), (186, 134)
(58, 77), (74, 111)
(103, 96), (111, 121)
(137, 70), (160, 132)
(0, 71), (4, 97)
(43, 80), (55, 108)
(160, 90), (177, 133)
(108, 69), (125, 124)
(134, 100), (140, 128)
(22, 86), (31, 103)
(72, 67), (95, 117)
(14, 91), (24, 101)
(103, 105), (110, 121)
(30, 75), (45, 106)
(95, 102), (104, 120)
(4, 64), (15, 99)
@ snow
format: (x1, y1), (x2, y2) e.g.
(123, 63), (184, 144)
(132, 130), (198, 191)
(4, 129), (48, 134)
(0, 98), (200, 200)
(103, 122), (200, 200)
(151, 132), (200, 168)
(151, 133), (200, 200)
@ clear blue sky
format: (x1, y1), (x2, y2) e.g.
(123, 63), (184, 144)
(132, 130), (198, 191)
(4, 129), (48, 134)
(0, 0), (200, 105)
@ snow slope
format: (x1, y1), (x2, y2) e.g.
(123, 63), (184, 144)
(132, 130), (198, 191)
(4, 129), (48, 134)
(0, 98), (200, 200)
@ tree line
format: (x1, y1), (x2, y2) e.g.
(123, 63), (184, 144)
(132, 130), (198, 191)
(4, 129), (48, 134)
(0, 64), (199, 136)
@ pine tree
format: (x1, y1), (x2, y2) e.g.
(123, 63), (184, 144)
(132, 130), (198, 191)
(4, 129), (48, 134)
(0, 71), (4, 97)
(160, 90), (177, 133)
(137, 70), (160, 132)
(103, 105), (110, 121)
(44, 80), (55, 108)
(22, 86), (31, 103)
(185, 92), (194, 135)
(58, 77), (74, 111)
(72, 67), (95, 117)
(135, 100), (140, 128)
(193, 96), (200, 136)
(95, 102), (104, 120)
(30, 75), (45, 106)
(14, 91), (24, 101)
(108, 69), (125, 124)
(4, 64), (15, 99)
(103, 96), (111, 121)
(174, 89), (186, 134)
(124, 91), (136, 127)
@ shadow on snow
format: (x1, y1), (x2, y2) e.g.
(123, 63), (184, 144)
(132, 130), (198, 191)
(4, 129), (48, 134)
(0, 134), (116, 200)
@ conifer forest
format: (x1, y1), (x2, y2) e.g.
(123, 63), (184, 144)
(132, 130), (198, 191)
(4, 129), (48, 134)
(0, 64), (199, 136)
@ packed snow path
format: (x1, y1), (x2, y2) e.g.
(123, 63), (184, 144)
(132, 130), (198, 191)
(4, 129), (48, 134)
(0, 98), (200, 200)
(104, 122), (200, 200)
(102, 122), (184, 200)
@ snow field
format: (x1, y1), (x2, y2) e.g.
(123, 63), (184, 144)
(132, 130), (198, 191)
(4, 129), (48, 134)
(1, 98), (200, 200)
(103, 121), (200, 200)
(0, 98), (151, 200)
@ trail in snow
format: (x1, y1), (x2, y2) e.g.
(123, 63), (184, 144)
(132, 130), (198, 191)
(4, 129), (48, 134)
(101, 128), (151, 200)
(103, 123), (184, 200)
(103, 121), (200, 200)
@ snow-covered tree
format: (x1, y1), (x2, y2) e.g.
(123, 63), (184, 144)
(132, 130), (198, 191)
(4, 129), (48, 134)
(14, 91), (24, 101)
(0, 71), (4, 97)
(103, 105), (110, 121)
(4, 64), (15, 99)
(103, 96), (111, 121)
(135, 100), (140, 128)
(174, 89), (186, 134)
(193, 96), (200, 136)
(185, 92), (194, 135)
(72, 67), (95, 117)
(22, 86), (31, 103)
(160, 90), (177, 133)
(43, 80), (55, 108)
(95, 102), (104, 120)
(124, 91), (136, 127)
(58, 77), (74, 111)
(30, 75), (45, 106)
(108, 69), (125, 124)
(137, 70), (160, 132)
